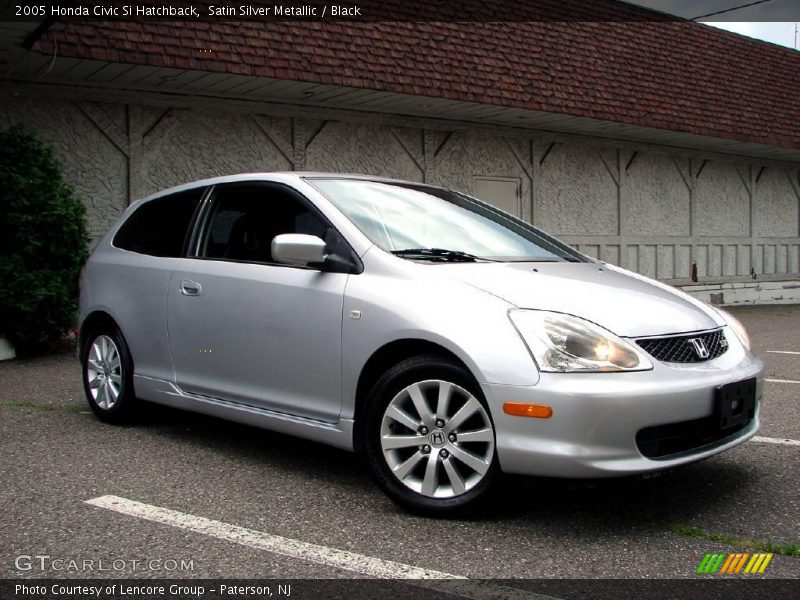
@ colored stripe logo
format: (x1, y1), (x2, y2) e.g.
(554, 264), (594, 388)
(696, 552), (773, 574)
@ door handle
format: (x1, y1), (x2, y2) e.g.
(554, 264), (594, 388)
(180, 280), (203, 296)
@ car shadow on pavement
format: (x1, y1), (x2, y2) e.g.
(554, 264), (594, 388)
(133, 400), (757, 527)
(136, 400), (367, 487)
(493, 460), (757, 520)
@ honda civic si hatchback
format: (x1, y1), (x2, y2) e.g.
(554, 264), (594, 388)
(79, 173), (763, 513)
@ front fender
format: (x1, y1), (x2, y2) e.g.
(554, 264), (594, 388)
(340, 268), (539, 419)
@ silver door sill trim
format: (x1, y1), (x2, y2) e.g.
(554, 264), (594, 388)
(133, 375), (355, 451)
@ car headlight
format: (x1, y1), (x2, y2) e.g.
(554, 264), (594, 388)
(716, 308), (751, 350)
(508, 310), (653, 373)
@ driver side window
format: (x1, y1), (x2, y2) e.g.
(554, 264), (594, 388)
(198, 183), (339, 264)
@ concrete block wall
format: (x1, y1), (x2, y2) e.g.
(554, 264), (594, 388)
(1, 90), (798, 287)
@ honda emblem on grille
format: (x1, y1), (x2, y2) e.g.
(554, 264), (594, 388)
(687, 337), (710, 359)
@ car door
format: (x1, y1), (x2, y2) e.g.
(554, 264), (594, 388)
(166, 181), (351, 422)
(107, 186), (207, 384)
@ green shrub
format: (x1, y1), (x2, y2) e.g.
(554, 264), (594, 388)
(0, 126), (89, 355)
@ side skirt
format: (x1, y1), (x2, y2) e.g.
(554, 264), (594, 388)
(133, 375), (355, 451)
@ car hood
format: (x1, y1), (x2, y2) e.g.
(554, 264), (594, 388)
(436, 261), (722, 338)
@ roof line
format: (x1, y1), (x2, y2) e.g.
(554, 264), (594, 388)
(691, 0), (774, 20)
(23, 17), (56, 51)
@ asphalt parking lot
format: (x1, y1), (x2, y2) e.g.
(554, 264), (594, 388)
(1, 305), (798, 590)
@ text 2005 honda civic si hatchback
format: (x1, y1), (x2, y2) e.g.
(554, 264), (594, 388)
(79, 173), (763, 513)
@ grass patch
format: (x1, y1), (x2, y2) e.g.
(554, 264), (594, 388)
(668, 523), (800, 557)
(4, 400), (87, 413)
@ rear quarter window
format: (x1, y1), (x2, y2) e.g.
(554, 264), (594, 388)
(114, 187), (204, 257)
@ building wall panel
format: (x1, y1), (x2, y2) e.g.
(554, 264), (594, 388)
(676, 245), (692, 279)
(143, 111), (293, 195)
(640, 245), (657, 279)
(754, 169), (798, 238)
(305, 121), (423, 182)
(1, 91), (798, 285)
(657, 245), (674, 279)
(694, 162), (749, 237)
(624, 153), (690, 237)
(536, 143), (618, 236)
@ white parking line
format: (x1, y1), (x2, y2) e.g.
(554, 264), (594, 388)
(85, 495), (456, 578)
(766, 351), (800, 355)
(85, 495), (559, 600)
(765, 378), (800, 384)
(751, 436), (800, 447)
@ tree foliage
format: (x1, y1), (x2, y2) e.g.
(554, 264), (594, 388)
(0, 126), (89, 355)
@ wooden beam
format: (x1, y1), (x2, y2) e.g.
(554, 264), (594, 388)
(389, 128), (424, 175)
(126, 104), (144, 203)
(305, 120), (328, 149)
(74, 101), (128, 158)
(597, 148), (620, 187)
(291, 118), (306, 170)
(735, 164), (752, 194)
(433, 131), (453, 158)
(142, 108), (183, 152)
(786, 169), (800, 201)
(539, 141), (558, 166)
(625, 151), (639, 172)
(251, 115), (293, 169)
(695, 159), (709, 180)
(505, 138), (533, 182)
(423, 130), (436, 182)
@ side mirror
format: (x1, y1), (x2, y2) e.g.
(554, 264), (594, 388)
(271, 234), (326, 267)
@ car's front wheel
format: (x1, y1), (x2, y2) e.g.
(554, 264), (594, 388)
(364, 355), (498, 515)
(81, 325), (137, 424)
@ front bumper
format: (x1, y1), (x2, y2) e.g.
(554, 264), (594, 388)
(482, 339), (764, 478)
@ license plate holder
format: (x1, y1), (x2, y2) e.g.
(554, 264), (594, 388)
(715, 378), (756, 430)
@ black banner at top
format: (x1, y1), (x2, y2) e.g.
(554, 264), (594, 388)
(4, 0), (800, 22)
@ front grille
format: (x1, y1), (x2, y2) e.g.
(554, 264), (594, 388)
(636, 415), (752, 459)
(636, 329), (728, 363)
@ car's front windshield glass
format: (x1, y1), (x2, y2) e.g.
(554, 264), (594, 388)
(309, 178), (585, 263)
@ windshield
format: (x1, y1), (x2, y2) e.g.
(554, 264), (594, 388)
(308, 178), (585, 263)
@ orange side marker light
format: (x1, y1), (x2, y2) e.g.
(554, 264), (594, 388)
(503, 402), (553, 418)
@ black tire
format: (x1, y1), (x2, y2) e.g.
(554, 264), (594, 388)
(81, 324), (138, 424)
(363, 354), (499, 516)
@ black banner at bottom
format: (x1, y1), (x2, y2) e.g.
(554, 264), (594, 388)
(3, 578), (798, 600)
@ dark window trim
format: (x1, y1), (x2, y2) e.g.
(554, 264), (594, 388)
(181, 185), (213, 258)
(112, 186), (207, 258)
(177, 256), (321, 271)
(188, 180), (363, 274)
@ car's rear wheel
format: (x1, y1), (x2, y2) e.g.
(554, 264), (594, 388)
(364, 355), (498, 515)
(81, 326), (137, 424)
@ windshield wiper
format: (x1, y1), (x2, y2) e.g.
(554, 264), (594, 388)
(390, 248), (489, 262)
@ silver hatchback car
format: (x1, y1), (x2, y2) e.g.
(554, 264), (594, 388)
(79, 173), (763, 513)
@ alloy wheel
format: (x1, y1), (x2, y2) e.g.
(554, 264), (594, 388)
(86, 335), (123, 410)
(380, 379), (495, 498)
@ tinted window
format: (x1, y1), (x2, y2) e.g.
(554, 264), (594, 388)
(114, 188), (204, 257)
(198, 183), (351, 264)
